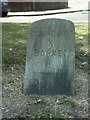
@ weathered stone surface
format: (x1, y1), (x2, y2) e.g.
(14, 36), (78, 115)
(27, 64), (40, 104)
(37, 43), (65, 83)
(23, 18), (75, 95)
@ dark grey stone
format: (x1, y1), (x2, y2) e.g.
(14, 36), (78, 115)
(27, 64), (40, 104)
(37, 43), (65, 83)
(23, 18), (75, 95)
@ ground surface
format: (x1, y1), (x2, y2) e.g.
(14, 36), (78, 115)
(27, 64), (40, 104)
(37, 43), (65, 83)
(2, 23), (89, 119)
(2, 64), (88, 119)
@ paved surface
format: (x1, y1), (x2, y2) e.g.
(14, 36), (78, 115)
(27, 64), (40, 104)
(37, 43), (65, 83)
(0, 11), (88, 23)
(0, 0), (89, 23)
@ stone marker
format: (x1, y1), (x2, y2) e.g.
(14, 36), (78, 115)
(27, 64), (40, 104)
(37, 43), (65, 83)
(23, 18), (75, 95)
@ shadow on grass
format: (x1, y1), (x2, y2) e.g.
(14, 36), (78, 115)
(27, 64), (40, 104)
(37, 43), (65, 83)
(2, 23), (30, 65)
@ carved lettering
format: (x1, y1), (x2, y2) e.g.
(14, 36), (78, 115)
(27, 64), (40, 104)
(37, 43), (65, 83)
(47, 60), (50, 68)
(48, 39), (53, 46)
(47, 50), (51, 56)
(52, 50), (56, 56)
(34, 50), (39, 56)
(34, 49), (67, 57)
(37, 31), (61, 36)
(58, 50), (62, 56)
(58, 65), (62, 70)
(41, 50), (44, 56)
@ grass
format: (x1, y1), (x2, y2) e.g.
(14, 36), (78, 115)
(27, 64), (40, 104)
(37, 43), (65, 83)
(75, 22), (89, 49)
(2, 22), (89, 66)
(33, 107), (65, 119)
(2, 23), (29, 65)
(75, 23), (88, 39)
(74, 23), (89, 62)
(56, 97), (76, 107)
